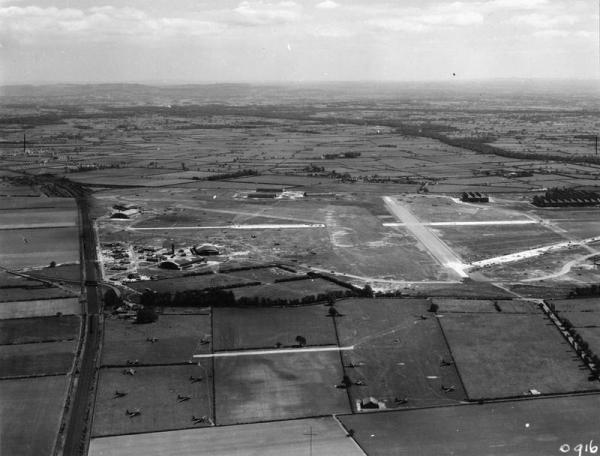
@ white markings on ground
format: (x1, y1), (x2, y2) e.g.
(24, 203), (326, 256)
(193, 345), (354, 359)
(131, 223), (325, 231)
(383, 220), (538, 227)
(469, 236), (600, 269)
(382, 196), (469, 278)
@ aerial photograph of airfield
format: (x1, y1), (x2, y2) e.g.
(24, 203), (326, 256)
(1, 0), (599, 454)
(1, 80), (600, 456)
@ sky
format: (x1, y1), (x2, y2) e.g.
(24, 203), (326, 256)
(0, 0), (598, 84)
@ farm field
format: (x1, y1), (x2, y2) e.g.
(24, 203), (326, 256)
(431, 298), (539, 314)
(92, 364), (213, 437)
(26, 263), (81, 283)
(213, 304), (336, 350)
(334, 298), (466, 409)
(339, 394), (600, 456)
(0, 208), (77, 229)
(88, 416), (364, 456)
(0, 375), (70, 456)
(214, 350), (350, 425)
(101, 314), (211, 366)
(439, 313), (596, 399)
(0, 297), (80, 319)
(0, 226), (79, 269)
(0, 315), (79, 344)
(0, 339), (76, 378)
(550, 298), (600, 313)
(0, 196), (77, 210)
(0, 285), (76, 303)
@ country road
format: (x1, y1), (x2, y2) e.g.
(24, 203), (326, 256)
(382, 196), (468, 278)
(54, 181), (103, 456)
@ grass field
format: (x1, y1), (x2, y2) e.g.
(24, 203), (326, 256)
(213, 305), (336, 350)
(0, 375), (70, 456)
(0, 297), (80, 319)
(550, 298), (600, 313)
(440, 313), (596, 399)
(128, 274), (257, 294)
(0, 286), (76, 303)
(339, 395), (600, 456)
(214, 351), (350, 425)
(433, 224), (564, 263)
(223, 266), (297, 283)
(334, 298), (466, 410)
(0, 226), (79, 269)
(231, 279), (349, 302)
(0, 208), (77, 229)
(92, 364), (213, 437)
(0, 315), (79, 344)
(88, 416), (364, 456)
(431, 298), (539, 314)
(26, 263), (81, 283)
(0, 339), (76, 378)
(101, 314), (211, 366)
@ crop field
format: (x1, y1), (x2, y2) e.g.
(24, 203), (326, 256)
(230, 278), (349, 302)
(88, 416), (364, 456)
(0, 315), (79, 344)
(0, 285), (76, 303)
(214, 350), (350, 425)
(555, 311), (600, 328)
(213, 305), (336, 350)
(92, 364), (213, 437)
(26, 263), (81, 283)
(0, 226), (79, 269)
(0, 196), (77, 210)
(0, 375), (70, 456)
(549, 298), (600, 313)
(431, 298), (539, 314)
(0, 339), (76, 378)
(101, 314), (211, 366)
(334, 298), (466, 409)
(439, 313), (595, 399)
(0, 208), (77, 229)
(339, 394), (600, 456)
(0, 297), (80, 319)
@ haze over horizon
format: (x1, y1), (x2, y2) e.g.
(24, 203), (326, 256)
(0, 0), (598, 84)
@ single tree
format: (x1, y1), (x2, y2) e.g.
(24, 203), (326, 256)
(295, 335), (307, 347)
(136, 306), (158, 324)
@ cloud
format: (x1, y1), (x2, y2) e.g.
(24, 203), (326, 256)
(366, 3), (484, 33)
(231, 1), (301, 26)
(316, 0), (339, 9)
(511, 12), (578, 29)
(0, 5), (224, 42)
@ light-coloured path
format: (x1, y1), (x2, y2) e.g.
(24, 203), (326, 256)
(382, 196), (468, 278)
(193, 345), (354, 359)
(383, 220), (537, 227)
(131, 223), (325, 231)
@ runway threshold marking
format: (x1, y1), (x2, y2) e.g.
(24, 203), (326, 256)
(193, 345), (354, 359)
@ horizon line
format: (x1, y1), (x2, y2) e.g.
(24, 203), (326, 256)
(1, 77), (599, 88)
